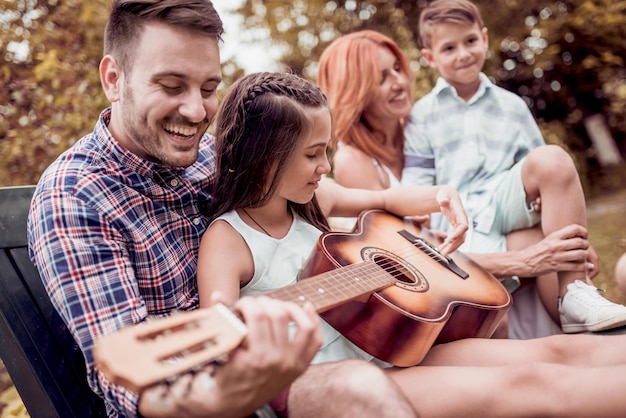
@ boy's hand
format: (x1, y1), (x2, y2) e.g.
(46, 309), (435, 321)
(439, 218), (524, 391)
(518, 224), (596, 278)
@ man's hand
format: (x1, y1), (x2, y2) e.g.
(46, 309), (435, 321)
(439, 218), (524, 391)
(138, 295), (322, 418)
(518, 224), (596, 278)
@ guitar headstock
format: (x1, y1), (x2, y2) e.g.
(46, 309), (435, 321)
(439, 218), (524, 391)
(93, 303), (248, 393)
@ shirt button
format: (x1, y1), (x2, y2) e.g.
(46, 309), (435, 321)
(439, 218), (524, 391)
(192, 217), (201, 225)
(170, 178), (179, 187)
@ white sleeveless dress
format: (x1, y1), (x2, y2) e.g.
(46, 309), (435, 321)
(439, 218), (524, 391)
(213, 210), (377, 364)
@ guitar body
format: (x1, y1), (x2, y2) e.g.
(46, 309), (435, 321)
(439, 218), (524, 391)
(95, 210), (512, 391)
(299, 209), (511, 367)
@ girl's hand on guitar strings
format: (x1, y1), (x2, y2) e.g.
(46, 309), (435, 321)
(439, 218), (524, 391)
(435, 187), (468, 256)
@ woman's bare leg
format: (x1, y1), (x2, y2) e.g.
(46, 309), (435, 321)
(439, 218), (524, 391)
(420, 333), (626, 367)
(386, 362), (626, 418)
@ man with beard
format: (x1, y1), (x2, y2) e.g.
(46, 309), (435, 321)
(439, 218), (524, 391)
(26, 1), (416, 417)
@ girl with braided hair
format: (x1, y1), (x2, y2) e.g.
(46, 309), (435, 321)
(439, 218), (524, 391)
(197, 71), (626, 418)
(197, 71), (467, 364)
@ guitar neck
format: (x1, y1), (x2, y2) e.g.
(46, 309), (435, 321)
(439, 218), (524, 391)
(266, 261), (394, 313)
(93, 260), (396, 392)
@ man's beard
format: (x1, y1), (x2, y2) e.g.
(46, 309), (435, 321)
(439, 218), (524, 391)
(120, 83), (200, 168)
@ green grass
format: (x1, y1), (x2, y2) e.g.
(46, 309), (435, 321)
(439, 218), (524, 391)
(586, 187), (626, 306)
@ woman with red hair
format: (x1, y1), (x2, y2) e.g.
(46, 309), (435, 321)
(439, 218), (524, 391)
(317, 30), (413, 190)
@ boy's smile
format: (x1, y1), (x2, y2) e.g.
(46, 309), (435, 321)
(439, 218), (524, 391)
(421, 21), (489, 102)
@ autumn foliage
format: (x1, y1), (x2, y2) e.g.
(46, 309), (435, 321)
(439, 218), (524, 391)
(2, 0), (625, 193)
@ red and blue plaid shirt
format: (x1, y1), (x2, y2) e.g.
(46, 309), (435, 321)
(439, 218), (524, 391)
(28, 108), (215, 417)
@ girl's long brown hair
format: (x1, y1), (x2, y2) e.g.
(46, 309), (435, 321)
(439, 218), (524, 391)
(210, 72), (330, 232)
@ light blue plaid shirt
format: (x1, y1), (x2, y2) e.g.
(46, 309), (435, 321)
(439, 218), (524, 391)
(402, 73), (545, 236)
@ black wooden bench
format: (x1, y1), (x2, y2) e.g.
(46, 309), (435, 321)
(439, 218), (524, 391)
(0, 185), (106, 417)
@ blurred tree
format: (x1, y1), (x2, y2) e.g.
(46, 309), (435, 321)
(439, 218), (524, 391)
(490, 0), (626, 171)
(0, 0), (242, 186)
(236, 0), (626, 194)
(0, 0), (110, 186)
(1, 0), (624, 192)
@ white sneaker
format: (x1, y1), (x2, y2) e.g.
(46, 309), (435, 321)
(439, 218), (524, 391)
(559, 280), (626, 333)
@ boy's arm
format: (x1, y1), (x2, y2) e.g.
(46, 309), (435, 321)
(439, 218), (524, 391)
(402, 106), (436, 186)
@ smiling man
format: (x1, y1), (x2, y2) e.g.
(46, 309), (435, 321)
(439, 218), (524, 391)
(26, 1), (420, 417)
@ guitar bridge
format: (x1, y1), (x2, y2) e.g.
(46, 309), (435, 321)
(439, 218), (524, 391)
(397, 229), (469, 279)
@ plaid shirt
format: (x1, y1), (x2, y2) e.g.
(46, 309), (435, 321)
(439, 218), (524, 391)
(402, 73), (545, 239)
(28, 108), (215, 417)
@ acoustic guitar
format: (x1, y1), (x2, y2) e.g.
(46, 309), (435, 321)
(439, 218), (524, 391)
(94, 209), (511, 392)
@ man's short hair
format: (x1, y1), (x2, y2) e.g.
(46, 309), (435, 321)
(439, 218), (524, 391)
(103, 0), (224, 72)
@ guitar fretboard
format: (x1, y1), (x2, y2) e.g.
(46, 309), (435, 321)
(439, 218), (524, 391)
(267, 261), (394, 313)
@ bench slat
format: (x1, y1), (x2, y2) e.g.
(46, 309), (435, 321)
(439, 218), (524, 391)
(0, 186), (106, 417)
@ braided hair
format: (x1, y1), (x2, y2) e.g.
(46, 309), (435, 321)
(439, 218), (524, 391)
(210, 72), (330, 232)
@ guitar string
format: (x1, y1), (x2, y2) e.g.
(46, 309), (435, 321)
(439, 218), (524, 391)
(282, 242), (446, 299)
(274, 239), (455, 306)
(277, 264), (393, 305)
(251, 234), (441, 295)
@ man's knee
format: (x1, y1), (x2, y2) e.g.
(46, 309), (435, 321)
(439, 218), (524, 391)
(289, 360), (414, 418)
(324, 359), (393, 401)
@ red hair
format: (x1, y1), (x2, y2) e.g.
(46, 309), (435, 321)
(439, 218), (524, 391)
(317, 30), (413, 167)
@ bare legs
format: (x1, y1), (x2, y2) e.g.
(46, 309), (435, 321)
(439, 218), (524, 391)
(288, 333), (626, 417)
(386, 333), (626, 417)
(520, 145), (590, 297)
(289, 359), (417, 418)
(420, 333), (626, 368)
(387, 361), (626, 418)
(507, 226), (560, 325)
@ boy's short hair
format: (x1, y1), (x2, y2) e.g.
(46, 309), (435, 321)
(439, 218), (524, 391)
(418, 0), (484, 49)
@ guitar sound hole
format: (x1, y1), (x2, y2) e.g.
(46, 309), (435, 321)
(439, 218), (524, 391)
(361, 246), (429, 292)
(373, 254), (414, 285)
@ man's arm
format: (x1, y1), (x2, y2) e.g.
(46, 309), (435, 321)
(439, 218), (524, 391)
(29, 189), (145, 416)
(466, 224), (596, 279)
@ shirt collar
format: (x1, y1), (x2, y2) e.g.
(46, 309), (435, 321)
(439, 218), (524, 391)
(433, 72), (493, 104)
(93, 108), (184, 179)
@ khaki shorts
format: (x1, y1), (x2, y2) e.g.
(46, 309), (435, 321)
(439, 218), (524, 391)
(463, 158), (541, 253)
